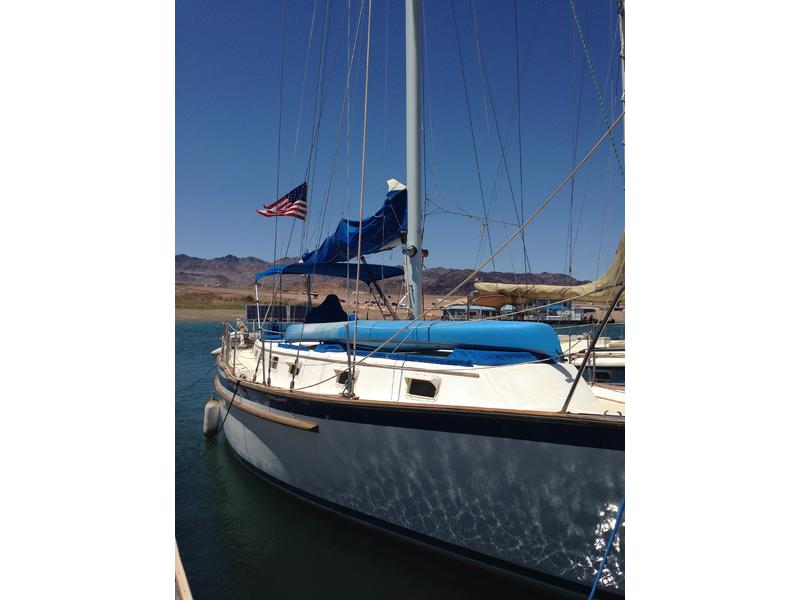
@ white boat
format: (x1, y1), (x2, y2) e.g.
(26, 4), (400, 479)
(214, 317), (624, 596)
(210, 0), (625, 595)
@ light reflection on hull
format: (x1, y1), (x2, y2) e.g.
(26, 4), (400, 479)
(218, 381), (625, 594)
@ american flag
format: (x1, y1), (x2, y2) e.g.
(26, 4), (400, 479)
(257, 182), (308, 220)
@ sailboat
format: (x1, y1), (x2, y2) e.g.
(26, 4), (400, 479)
(210, 0), (624, 595)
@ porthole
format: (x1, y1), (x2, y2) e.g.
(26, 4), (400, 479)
(594, 370), (612, 383)
(270, 356), (278, 370)
(288, 363), (300, 376)
(408, 378), (437, 398)
(337, 370), (354, 386)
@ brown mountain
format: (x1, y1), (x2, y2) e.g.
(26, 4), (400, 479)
(176, 254), (586, 296)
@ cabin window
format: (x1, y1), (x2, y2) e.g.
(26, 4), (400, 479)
(594, 370), (612, 383)
(270, 356), (279, 370)
(288, 363), (301, 376)
(336, 370), (356, 387)
(407, 378), (437, 399)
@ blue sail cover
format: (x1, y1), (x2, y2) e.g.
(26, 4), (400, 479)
(284, 320), (563, 360)
(301, 188), (407, 264)
(255, 262), (403, 284)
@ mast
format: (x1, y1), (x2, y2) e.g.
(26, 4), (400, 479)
(404, 0), (424, 319)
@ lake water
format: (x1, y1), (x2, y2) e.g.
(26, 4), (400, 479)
(176, 321), (604, 599)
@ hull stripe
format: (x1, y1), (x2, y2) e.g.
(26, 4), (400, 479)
(217, 373), (623, 451)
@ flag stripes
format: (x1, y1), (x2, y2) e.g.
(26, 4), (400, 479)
(257, 182), (308, 220)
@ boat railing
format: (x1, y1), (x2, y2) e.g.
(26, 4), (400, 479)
(221, 320), (280, 380)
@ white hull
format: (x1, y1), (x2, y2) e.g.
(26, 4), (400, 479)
(215, 371), (624, 595)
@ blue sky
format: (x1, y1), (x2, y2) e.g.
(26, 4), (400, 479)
(176, 0), (624, 280)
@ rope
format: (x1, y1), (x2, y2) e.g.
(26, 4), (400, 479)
(269, 0), (288, 375)
(469, 0), (530, 276)
(304, 0), (365, 259)
(567, 0), (624, 180)
(272, 0), (286, 282)
(588, 497), (625, 600)
(449, 0), (496, 270)
(566, 0), (589, 276)
(175, 380), (240, 474)
(426, 197), (518, 227)
(513, 0), (531, 276)
(352, 0), (373, 355)
(175, 362), (217, 394)
(288, 0), (318, 185)
(304, 0), (332, 181)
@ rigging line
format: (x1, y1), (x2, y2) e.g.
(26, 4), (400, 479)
(271, 0), (287, 305)
(383, 0), (389, 179)
(449, 0), (496, 270)
(568, 17), (620, 276)
(304, 0), (332, 181)
(283, 0), (347, 266)
(353, 0), (373, 360)
(468, 0), (530, 280)
(303, 3), (355, 252)
(311, 4), (352, 181)
(566, 0), (590, 275)
(567, 0), (624, 180)
(466, 1), (542, 273)
(513, 0), (532, 276)
(313, 11), (363, 250)
(289, 0), (318, 185)
(281, 2), (319, 264)
(275, 0), (328, 273)
(596, 124), (614, 280)
(484, 0), (541, 220)
(594, 15), (621, 281)
(421, 0), (438, 222)
(569, 10), (619, 274)
(425, 198), (518, 227)
(306, 3), (350, 231)
(175, 362), (217, 394)
(285, 0), (366, 274)
(336, 112), (624, 364)
(307, 0), (367, 254)
(346, 0), (352, 300)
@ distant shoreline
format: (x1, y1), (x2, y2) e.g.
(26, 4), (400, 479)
(176, 308), (244, 322)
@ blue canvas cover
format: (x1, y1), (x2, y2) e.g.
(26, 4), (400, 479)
(301, 188), (407, 264)
(254, 262), (403, 283)
(284, 320), (563, 360)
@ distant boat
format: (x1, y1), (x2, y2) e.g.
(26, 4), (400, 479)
(211, 0), (624, 596)
(475, 235), (626, 393)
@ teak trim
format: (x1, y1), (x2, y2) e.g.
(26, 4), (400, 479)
(214, 377), (319, 432)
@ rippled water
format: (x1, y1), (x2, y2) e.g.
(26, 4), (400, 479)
(176, 321), (611, 599)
